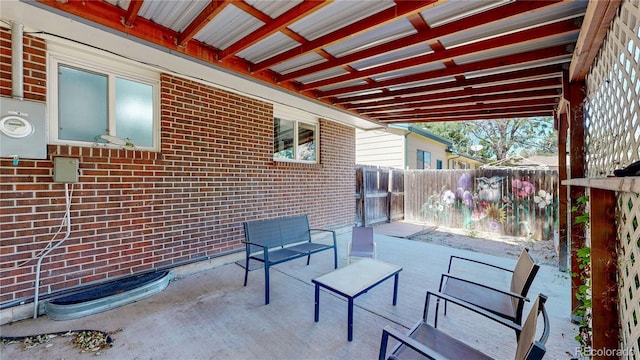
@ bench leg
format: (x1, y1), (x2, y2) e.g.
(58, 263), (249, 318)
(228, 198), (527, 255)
(306, 253), (311, 266)
(333, 248), (338, 269)
(243, 256), (250, 286)
(264, 263), (270, 305)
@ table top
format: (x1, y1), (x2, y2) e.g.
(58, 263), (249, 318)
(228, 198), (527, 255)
(312, 259), (402, 297)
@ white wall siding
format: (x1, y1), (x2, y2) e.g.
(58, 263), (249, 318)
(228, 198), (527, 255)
(355, 129), (404, 169)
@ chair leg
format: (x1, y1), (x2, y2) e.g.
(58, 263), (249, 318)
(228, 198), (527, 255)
(306, 253), (311, 265)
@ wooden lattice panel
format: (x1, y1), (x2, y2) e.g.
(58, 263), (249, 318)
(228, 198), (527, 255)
(618, 192), (640, 358)
(585, 0), (640, 177)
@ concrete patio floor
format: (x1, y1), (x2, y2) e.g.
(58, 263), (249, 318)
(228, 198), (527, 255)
(1, 230), (579, 359)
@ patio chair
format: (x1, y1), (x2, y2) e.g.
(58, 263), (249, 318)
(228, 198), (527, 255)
(437, 248), (539, 332)
(347, 226), (376, 263)
(379, 291), (549, 360)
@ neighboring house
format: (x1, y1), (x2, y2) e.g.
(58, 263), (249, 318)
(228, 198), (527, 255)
(356, 124), (483, 170)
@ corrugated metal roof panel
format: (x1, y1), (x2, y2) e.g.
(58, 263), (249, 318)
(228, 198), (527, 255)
(421, 0), (511, 28)
(351, 44), (433, 71)
(318, 79), (369, 93)
(296, 68), (350, 85)
(245, 0), (303, 19)
(237, 32), (300, 64)
(103, 0), (128, 10)
(454, 33), (578, 65)
(324, 19), (417, 58)
(371, 62), (446, 82)
(194, 4), (264, 50)
(440, 1), (588, 48)
(138, 0), (210, 33)
(288, 0), (395, 41)
(271, 52), (328, 75)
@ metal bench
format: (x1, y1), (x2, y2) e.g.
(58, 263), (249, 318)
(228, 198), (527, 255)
(242, 215), (337, 304)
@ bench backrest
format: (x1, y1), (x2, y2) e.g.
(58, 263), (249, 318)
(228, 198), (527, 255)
(244, 215), (311, 252)
(280, 215), (311, 245)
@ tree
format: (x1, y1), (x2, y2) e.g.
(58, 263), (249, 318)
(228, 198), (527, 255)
(464, 117), (554, 161)
(419, 121), (469, 153)
(418, 117), (556, 161)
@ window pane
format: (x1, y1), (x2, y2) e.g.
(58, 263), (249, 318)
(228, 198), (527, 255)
(58, 65), (107, 142)
(423, 151), (431, 169)
(297, 122), (316, 161)
(417, 150), (424, 169)
(274, 118), (294, 159)
(116, 77), (154, 147)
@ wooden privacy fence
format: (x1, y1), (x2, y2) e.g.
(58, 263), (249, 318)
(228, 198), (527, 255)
(355, 166), (404, 226)
(405, 169), (559, 240)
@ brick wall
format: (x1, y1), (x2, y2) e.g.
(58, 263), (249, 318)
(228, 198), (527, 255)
(0, 28), (356, 305)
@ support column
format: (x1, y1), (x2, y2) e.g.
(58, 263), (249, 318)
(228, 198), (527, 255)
(567, 78), (586, 316)
(589, 188), (619, 358)
(557, 112), (569, 271)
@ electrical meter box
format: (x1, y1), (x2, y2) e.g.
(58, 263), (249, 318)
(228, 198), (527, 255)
(0, 97), (47, 159)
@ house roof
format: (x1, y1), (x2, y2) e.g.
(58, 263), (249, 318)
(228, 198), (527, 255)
(388, 124), (453, 147)
(21, 0), (620, 126)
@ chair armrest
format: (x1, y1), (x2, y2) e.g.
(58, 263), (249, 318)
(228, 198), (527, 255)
(425, 291), (522, 332)
(448, 255), (513, 273)
(380, 325), (448, 360)
(439, 273), (529, 302)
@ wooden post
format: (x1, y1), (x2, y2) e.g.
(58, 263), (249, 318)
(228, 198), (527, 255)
(567, 78), (586, 316)
(589, 188), (619, 358)
(557, 112), (569, 271)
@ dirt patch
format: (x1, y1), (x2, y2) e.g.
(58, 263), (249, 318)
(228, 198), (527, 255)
(409, 225), (559, 267)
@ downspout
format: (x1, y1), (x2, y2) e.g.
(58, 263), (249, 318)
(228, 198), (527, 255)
(11, 21), (24, 100)
(403, 132), (409, 169)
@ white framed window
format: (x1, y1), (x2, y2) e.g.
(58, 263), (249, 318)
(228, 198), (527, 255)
(48, 47), (160, 151)
(273, 106), (318, 163)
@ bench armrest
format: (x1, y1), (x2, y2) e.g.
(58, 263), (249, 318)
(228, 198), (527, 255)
(438, 273), (529, 302)
(310, 228), (337, 244)
(425, 291), (522, 332)
(379, 325), (448, 360)
(242, 240), (267, 248)
(447, 255), (513, 274)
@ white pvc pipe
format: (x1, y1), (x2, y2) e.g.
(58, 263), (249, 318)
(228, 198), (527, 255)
(33, 183), (71, 319)
(11, 21), (24, 100)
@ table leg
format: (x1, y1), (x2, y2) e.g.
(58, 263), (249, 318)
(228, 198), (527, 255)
(392, 273), (399, 306)
(347, 297), (354, 341)
(314, 283), (320, 322)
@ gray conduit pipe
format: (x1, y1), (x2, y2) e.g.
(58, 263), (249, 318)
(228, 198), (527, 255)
(33, 183), (72, 319)
(11, 21), (24, 100)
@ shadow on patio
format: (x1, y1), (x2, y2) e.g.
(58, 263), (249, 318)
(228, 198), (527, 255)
(1, 230), (579, 359)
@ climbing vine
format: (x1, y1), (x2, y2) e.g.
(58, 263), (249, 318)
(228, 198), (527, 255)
(571, 195), (591, 351)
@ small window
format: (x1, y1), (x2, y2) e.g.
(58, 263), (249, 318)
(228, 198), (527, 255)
(436, 160), (443, 169)
(49, 50), (159, 150)
(273, 107), (318, 163)
(417, 150), (431, 169)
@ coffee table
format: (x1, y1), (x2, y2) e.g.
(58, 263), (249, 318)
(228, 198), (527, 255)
(312, 258), (402, 341)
